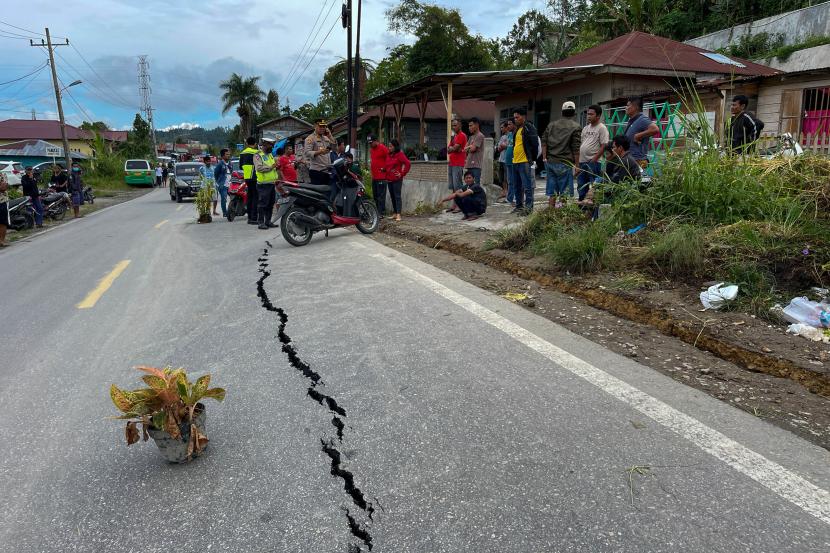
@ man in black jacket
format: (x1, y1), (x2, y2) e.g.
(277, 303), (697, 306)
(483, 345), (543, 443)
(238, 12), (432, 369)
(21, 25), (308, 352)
(511, 107), (539, 216)
(239, 136), (259, 225)
(729, 95), (763, 154)
(21, 166), (43, 227)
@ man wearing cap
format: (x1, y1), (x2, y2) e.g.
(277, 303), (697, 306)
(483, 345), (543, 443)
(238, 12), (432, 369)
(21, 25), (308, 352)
(367, 134), (389, 216)
(304, 119), (335, 186)
(254, 132), (280, 229)
(240, 136), (260, 225)
(541, 101), (581, 208)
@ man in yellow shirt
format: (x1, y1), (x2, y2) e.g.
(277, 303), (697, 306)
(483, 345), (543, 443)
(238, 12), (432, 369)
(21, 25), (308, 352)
(511, 107), (539, 216)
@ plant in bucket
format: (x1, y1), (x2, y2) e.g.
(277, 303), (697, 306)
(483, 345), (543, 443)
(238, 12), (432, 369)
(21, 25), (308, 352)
(110, 366), (226, 463)
(194, 178), (214, 223)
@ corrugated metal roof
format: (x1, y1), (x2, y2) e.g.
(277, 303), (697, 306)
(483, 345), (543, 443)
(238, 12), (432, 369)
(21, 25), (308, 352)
(547, 32), (780, 77)
(0, 119), (127, 141)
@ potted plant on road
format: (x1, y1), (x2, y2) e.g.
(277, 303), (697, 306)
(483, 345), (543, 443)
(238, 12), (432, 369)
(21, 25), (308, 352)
(194, 177), (213, 223)
(110, 366), (226, 463)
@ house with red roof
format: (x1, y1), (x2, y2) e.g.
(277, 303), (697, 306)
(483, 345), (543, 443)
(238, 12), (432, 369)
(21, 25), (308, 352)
(495, 31), (779, 136)
(0, 119), (128, 158)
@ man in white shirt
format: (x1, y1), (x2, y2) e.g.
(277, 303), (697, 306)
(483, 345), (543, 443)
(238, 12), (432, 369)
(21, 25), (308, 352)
(577, 104), (610, 201)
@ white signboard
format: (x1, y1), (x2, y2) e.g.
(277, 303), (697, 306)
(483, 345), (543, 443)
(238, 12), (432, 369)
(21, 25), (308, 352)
(45, 146), (63, 157)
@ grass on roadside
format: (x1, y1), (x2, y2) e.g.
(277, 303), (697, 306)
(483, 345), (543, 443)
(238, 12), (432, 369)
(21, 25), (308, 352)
(482, 150), (830, 313)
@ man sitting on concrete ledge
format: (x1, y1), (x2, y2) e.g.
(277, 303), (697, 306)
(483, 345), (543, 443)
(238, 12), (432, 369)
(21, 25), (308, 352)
(437, 170), (487, 221)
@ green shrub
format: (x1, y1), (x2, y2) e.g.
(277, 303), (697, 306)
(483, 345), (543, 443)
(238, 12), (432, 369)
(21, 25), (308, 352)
(642, 224), (706, 277)
(545, 222), (616, 273)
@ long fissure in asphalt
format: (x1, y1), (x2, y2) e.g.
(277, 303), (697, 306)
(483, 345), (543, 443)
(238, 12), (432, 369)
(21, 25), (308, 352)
(256, 247), (375, 552)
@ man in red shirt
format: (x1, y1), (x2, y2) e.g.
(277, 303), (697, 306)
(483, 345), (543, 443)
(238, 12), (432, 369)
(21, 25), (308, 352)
(276, 145), (298, 182)
(368, 134), (389, 217)
(446, 118), (467, 212)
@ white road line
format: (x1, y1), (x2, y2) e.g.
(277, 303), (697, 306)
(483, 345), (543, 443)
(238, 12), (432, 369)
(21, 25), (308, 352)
(371, 252), (830, 525)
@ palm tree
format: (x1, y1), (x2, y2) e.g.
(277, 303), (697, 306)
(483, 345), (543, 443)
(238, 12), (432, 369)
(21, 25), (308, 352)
(219, 73), (266, 140)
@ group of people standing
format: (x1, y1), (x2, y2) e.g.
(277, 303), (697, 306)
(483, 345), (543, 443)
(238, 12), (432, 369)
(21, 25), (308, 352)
(154, 163), (170, 188)
(0, 162), (86, 248)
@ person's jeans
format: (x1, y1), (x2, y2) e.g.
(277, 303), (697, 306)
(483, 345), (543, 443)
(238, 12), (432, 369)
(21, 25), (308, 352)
(576, 161), (601, 201)
(447, 165), (463, 191)
(545, 161), (573, 197)
(372, 179), (387, 215)
(511, 162), (534, 210)
(216, 186), (228, 217)
(388, 180), (403, 214)
(505, 163), (514, 202)
(466, 167), (481, 185)
(29, 195), (43, 226)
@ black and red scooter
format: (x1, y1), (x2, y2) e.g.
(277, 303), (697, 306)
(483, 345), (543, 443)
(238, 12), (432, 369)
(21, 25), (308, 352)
(275, 157), (379, 247)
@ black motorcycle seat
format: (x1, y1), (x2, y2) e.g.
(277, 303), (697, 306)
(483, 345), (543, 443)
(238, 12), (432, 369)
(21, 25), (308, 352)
(42, 193), (62, 203)
(298, 183), (331, 194)
(8, 197), (28, 207)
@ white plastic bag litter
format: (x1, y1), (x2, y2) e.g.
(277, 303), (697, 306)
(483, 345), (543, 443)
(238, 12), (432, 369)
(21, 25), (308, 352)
(699, 282), (739, 310)
(786, 323), (830, 343)
(782, 297), (830, 328)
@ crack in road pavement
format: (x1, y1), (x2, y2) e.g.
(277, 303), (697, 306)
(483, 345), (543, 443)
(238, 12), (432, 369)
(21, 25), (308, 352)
(256, 247), (375, 552)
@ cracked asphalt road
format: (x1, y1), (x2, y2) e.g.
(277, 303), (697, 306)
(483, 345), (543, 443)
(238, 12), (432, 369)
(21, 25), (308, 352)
(0, 190), (828, 552)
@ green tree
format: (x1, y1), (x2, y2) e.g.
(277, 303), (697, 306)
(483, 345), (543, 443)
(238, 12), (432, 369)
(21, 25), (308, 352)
(219, 73), (266, 141)
(316, 58), (376, 119)
(123, 113), (153, 158)
(365, 45), (413, 98)
(80, 120), (110, 132)
(293, 102), (324, 123)
(386, 0), (494, 77)
(503, 10), (558, 67)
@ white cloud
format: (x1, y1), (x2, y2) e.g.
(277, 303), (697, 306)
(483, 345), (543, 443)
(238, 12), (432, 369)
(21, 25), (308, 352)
(158, 122), (201, 132)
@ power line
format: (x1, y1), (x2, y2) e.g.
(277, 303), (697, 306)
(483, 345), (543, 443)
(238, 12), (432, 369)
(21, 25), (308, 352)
(277, 0), (334, 95)
(54, 48), (136, 110)
(0, 61), (48, 87)
(69, 43), (136, 108)
(57, 74), (95, 123)
(283, 14), (341, 99)
(0, 20), (64, 39)
(282, 4), (340, 98)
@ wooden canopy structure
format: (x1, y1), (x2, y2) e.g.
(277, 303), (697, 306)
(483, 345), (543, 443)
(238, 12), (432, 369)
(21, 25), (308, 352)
(361, 66), (602, 145)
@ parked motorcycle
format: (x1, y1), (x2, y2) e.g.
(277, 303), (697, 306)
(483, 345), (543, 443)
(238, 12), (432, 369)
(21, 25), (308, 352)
(759, 132), (804, 159)
(39, 189), (71, 220)
(276, 157), (378, 247)
(7, 196), (34, 231)
(83, 185), (94, 204)
(226, 180), (247, 222)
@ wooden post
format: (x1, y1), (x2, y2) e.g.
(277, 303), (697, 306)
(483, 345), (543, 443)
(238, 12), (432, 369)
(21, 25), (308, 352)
(393, 101), (404, 141)
(378, 104), (387, 142)
(417, 93), (429, 146)
(446, 81), (453, 147)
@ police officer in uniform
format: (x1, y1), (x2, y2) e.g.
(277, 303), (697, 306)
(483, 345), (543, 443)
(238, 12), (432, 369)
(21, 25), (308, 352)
(239, 136), (259, 225)
(254, 132), (279, 229)
(303, 118), (334, 185)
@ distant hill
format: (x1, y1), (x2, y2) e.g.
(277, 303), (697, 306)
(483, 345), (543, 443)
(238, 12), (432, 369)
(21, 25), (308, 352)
(155, 126), (232, 147)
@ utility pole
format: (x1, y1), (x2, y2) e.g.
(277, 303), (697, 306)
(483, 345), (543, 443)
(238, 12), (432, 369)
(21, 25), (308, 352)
(342, 0), (354, 147)
(31, 109), (36, 120)
(31, 29), (72, 171)
(353, 0), (362, 151)
(137, 56), (158, 160)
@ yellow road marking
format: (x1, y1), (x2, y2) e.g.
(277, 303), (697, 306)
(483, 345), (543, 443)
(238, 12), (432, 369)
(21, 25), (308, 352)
(154, 219), (169, 229)
(76, 260), (131, 309)
(176, 205), (183, 212)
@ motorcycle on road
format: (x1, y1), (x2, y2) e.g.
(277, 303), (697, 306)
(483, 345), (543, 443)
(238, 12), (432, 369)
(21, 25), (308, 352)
(275, 157), (378, 247)
(226, 180), (247, 222)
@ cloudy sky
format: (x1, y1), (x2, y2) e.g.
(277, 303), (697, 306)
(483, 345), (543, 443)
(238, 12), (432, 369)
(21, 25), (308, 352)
(0, 0), (541, 131)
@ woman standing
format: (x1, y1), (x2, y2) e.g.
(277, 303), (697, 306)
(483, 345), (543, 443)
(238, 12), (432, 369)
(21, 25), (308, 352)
(384, 139), (411, 222)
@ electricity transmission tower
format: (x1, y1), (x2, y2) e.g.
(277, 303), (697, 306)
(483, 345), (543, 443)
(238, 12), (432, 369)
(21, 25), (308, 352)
(137, 55), (158, 159)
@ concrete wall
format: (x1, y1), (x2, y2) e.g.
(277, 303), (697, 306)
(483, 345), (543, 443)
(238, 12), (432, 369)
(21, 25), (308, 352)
(685, 2), (830, 51)
(755, 44), (830, 72)
(396, 139), (496, 213)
